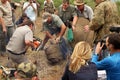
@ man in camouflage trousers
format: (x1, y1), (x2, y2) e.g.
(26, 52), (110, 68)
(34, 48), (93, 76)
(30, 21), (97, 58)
(58, 0), (78, 30)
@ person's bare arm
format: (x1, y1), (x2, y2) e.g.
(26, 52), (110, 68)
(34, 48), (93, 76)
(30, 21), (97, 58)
(72, 16), (78, 30)
(25, 40), (34, 50)
(0, 17), (7, 33)
(23, 3), (30, 12)
(45, 31), (54, 39)
(31, 3), (37, 13)
(56, 24), (66, 42)
(59, 24), (66, 38)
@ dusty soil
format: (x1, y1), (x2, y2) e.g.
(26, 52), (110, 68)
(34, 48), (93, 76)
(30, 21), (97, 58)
(0, 7), (67, 80)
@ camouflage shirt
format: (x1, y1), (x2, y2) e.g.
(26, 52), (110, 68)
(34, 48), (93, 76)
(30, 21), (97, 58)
(89, 0), (120, 42)
(44, 1), (55, 14)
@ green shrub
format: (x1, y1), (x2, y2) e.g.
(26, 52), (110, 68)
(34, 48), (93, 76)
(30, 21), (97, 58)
(116, 1), (120, 15)
(13, 0), (119, 15)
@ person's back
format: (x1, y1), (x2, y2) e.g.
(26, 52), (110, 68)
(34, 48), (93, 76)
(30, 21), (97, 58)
(62, 62), (97, 80)
(62, 41), (98, 80)
(106, 53), (120, 80)
(6, 25), (33, 54)
(88, 0), (120, 42)
(97, 1), (120, 25)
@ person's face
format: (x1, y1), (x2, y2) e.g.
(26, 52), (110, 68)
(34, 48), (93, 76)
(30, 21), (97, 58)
(29, 0), (33, 3)
(62, 2), (69, 10)
(47, 16), (52, 23)
(77, 4), (84, 11)
(46, 0), (50, 2)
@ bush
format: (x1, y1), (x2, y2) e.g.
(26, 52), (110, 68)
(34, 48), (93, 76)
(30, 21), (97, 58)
(13, 0), (119, 15)
(116, 1), (120, 15)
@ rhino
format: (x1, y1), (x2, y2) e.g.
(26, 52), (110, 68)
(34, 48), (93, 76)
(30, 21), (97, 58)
(66, 17), (94, 49)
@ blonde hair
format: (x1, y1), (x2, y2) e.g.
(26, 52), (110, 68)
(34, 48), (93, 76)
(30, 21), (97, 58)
(69, 41), (92, 73)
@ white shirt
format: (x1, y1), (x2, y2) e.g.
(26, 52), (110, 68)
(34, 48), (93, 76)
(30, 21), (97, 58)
(23, 2), (37, 21)
(76, 5), (94, 21)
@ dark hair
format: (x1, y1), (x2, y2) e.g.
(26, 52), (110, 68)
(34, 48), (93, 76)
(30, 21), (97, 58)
(63, 0), (69, 4)
(20, 20), (34, 27)
(108, 33), (120, 49)
(22, 13), (28, 17)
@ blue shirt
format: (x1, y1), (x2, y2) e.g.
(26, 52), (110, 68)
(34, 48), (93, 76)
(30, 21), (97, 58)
(92, 52), (120, 80)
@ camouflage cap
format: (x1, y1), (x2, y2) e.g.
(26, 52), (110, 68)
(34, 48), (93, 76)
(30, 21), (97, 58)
(17, 62), (37, 78)
(74, 0), (84, 5)
(42, 12), (52, 23)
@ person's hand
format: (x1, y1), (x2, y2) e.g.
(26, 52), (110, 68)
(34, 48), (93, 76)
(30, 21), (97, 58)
(55, 36), (61, 43)
(2, 27), (7, 33)
(95, 42), (104, 54)
(84, 25), (90, 32)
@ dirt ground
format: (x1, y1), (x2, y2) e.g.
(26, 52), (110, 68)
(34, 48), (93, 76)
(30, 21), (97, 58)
(0, 7), (67, 80)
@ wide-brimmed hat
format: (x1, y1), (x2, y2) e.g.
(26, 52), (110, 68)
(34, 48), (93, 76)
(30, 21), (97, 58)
(74, 0), (84, 5)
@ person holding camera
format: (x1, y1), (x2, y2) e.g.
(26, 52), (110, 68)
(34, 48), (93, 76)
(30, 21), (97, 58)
(23, 0), (37, 31)
(23, 0), (37, 22)
(92, 33), (120, 80)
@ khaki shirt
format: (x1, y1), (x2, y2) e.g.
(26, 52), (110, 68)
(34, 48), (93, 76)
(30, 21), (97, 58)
(89, 0), (120, 42)
(6, 25), (33, 54)
(58, 5), (77, 23)
(0, 1), (13, 26)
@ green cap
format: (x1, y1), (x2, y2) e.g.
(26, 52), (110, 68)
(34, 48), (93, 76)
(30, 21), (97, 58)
(17, 62), (37, 78)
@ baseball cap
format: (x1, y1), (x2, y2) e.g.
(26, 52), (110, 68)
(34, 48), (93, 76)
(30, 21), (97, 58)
(42, 12), (51, 23)
(17, 62), (37, 78)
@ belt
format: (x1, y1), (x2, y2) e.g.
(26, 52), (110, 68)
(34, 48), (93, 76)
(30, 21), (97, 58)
(7, 50), (26, 55)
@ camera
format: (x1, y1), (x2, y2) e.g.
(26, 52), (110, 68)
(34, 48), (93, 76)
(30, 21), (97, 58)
(99, 39), (107, 50)
(109, 26), (120, 33)
(94, 35), (107, 50)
